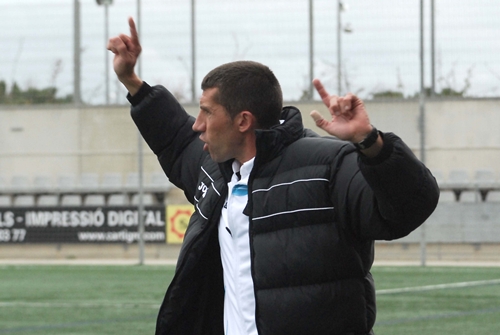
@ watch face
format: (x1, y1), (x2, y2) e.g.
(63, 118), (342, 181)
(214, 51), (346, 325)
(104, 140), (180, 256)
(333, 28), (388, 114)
(356, 127), (378, 150)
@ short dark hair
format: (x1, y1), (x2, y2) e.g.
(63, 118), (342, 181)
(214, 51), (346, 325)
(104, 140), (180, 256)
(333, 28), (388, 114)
(201, 61), (283, 129)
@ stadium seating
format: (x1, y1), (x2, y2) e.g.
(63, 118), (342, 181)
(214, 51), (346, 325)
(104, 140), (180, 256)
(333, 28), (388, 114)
(486, 191), (500, 202)
(108, 194), (129, 206)
(438, 190), (456, 203)
(83, 194), (106, 206)
(430, 169), (500, 202)
(0, 172), (174, 207)
(101, 173), (123, 190)
(0, 176), (10, 206)
(459, 190), (480, 203)
(34, 175), (53, 190)
(131, 193), (156, 206)
(448, 169), (471, 189)
(61, 194), (83, 207)
(79, 173), (100, 190)
(126, 172), (139, 188)
(0, 169), (497, 207)
(38, 195), (59, 206)
(11, 175), (30, 190)
(0, 195), (12, 206)
(58, 174), (77, 191)
(431, 169), (446, 188)
(13, 195), (35, 207)
(148, 172), (174, 192)
(474, 169), (497, 188)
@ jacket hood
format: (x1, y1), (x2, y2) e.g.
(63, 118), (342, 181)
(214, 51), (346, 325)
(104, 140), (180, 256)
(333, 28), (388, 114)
(254, 106), (305, 165)
(218, 106), (307, 181)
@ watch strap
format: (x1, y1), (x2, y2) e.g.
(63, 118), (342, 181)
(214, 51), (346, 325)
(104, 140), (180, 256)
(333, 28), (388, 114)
(354, 126), (379, 150)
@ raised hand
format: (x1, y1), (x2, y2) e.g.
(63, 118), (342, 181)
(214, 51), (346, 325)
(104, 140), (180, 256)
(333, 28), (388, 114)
(310, 79), (373, 144)
(107, 17), (142, 95)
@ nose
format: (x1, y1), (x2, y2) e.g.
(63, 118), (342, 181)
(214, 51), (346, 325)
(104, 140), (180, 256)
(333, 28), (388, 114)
(192, 112), (204, 133)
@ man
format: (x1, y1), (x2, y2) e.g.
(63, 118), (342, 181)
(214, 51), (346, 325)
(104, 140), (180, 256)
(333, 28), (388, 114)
(108, 18), (439, 335)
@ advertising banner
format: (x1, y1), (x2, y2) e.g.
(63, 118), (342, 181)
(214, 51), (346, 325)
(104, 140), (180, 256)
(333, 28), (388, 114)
(166, 205), (193, 244)
(0, 206), (166, 244)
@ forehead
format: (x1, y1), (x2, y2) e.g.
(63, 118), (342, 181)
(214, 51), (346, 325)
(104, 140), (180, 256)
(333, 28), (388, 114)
(199, 88), (232, 120)
(200, 87), (220, 109)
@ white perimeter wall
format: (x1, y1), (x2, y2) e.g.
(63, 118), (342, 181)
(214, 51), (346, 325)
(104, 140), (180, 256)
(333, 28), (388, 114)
(0, 98), (499, 182)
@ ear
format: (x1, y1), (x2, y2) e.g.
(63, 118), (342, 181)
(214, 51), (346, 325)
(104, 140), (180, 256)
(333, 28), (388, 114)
(236, 111), (258, 133)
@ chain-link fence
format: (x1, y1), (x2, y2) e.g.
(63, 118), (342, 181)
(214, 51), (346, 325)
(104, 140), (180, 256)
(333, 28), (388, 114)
(0, 0), (499, 106)
(1, 1), (500, 263)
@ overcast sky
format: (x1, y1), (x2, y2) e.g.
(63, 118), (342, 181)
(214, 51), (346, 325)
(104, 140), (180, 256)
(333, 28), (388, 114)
(0, 0), (498, 104)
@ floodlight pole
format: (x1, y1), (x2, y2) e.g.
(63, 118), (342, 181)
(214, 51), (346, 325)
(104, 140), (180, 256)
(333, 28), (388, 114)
(96, 0), (113, 104)
(136, 0), (146, 266)
(308, 0), (314, 100)
(430, 0), (435, 97)
(419, 0), (427, 267)
(191, 0), (196, 102)
(105, 4), (110, 104)
(73, 0), (81, 105)
(337, 0), (342, 96)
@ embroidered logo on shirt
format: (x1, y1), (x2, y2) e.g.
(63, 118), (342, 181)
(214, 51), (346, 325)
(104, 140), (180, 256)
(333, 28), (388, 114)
(198, 181), (208, 198)
(232, 185), (248, 196)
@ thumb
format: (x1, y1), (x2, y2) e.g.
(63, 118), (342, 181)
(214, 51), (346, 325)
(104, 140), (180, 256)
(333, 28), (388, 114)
(310, 110), (328, 129)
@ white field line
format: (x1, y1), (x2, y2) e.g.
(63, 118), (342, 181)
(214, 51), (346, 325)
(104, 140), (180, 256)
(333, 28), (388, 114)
(3, 280), (500, 308)
(377, 278), (500, 295)
(0, 259), (177, 266)
(0, 300), (160, 309)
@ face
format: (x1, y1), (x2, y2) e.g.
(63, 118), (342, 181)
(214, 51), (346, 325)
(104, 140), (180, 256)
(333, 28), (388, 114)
(192, 88), (245, 163)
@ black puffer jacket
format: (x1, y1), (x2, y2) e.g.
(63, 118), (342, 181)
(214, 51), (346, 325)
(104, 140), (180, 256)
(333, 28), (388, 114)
(129, 83), (439, 335)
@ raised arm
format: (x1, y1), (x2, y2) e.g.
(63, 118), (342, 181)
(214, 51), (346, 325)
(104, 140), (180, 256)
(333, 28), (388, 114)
(310, 79), (382, 158)
(311, 80), (439, 240)
(107, 17), (143, 96)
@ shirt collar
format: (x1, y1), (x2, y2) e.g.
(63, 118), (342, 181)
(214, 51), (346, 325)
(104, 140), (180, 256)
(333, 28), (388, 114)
(232, 158), (255, 181)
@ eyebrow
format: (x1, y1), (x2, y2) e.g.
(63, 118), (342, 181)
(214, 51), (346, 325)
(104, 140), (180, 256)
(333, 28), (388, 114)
(200, 104), (214, 114)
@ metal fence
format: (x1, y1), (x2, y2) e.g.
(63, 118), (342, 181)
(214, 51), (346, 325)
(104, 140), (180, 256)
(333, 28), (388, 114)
(1, 0), (500, 264)
(0, 0), (499, 106)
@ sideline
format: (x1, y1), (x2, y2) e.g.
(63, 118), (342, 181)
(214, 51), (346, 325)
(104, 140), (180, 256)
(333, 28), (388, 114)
(1, 259), (500, 266)
(377, 278), (500, 295)
(0, 315), (157, 334)
(0, 259), (177, 266)
(376, 306), (500, 326)
(0, 300), (159, 309)
(374, 260), (500, 267)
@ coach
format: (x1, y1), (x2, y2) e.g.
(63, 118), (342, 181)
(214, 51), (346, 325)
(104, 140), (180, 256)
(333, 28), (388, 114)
(108, 17), (439, 335)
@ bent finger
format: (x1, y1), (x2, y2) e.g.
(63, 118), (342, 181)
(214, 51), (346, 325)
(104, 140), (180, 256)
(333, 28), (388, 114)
(337, 96), (352, 114)
(107, 37), (124, 53)
(119, 34), (135, 50)
(329, 96), (342, 116)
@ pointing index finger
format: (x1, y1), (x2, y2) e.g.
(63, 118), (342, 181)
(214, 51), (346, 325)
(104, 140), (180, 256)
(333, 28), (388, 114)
(313, 78), (331, 106)
(128, 17), (139, 46)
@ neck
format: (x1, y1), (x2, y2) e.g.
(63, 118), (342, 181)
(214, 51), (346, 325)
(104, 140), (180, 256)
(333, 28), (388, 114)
(235, 132), (257, 165)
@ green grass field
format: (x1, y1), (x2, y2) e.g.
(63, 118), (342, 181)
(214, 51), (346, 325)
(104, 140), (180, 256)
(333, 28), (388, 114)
(1, 264), (500, 334)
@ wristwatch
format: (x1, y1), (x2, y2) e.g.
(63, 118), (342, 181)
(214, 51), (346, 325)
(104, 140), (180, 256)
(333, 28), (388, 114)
(354, 126), (379, 150)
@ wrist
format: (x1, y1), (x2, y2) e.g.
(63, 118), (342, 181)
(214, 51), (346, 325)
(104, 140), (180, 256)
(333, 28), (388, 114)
(119, 73), (143, 96)
(353, 126), (379, 150)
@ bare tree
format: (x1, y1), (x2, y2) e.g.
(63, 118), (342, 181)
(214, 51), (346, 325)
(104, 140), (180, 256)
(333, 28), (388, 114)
(51, 59), (64, 87)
